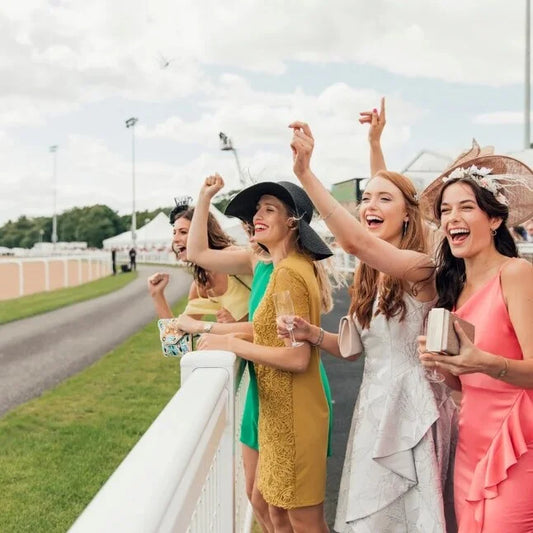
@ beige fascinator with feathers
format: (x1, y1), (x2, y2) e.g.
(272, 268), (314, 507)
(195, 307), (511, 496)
(420, 140), (533, 227)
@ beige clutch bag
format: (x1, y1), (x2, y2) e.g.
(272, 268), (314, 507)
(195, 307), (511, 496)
(338, 314), (363, 358)
(425, 308), (475, 355)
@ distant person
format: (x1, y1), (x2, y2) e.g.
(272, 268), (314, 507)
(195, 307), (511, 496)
(525, 217), (533, 242)
(111, 248), (117, 275)
(128, 247), (137, 271)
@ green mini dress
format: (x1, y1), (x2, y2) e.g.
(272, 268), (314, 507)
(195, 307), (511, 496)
(239, 261), (333, 455)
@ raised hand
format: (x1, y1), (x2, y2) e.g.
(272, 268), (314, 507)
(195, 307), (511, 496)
(147, 272), (169, 297)
(359, 96), (386, 145)
(200, 173), (225, 200)
(288, 121), (315, 178)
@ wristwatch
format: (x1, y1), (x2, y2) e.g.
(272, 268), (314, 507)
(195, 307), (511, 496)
(203, 322), (214, 333)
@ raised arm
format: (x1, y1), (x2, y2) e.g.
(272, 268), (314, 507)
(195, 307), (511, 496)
(359, 97), (387, 176)
(288, 121), (434, 285)
(187, 173), (254, 275)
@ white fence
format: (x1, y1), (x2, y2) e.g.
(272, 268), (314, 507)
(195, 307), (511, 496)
(68, 351), (252, 533)
(0, 253), (111, 300)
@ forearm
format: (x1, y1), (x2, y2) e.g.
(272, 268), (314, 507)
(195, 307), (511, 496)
(305, 324), (342, 358)
(229, 337), (310, 373)
(151, 294), (173, 319)
(369, 140), (387, 177)
(187, 194), (211, 262)
(481, 352), (533, 388)
(295, 168), (369, 252)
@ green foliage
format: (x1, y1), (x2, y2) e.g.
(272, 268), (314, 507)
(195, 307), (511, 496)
(0, 206), (173, 249)
(0, 297), (188, 532)
(0, 271), (137, 325)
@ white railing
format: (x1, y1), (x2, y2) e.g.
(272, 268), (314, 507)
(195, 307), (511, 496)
(68, 351), (252, 533)
(0, 254), (111, 300)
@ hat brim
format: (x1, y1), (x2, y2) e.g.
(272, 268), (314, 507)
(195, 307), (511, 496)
(225, 181), (332, 260)
(420, 155), (533, 227)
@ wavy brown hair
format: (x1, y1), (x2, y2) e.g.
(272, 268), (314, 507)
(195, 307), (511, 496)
(171, 207), (234, 287)
(349, 170), (429, 329)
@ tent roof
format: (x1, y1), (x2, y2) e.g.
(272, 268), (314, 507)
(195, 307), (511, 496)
(102, 208), (249, 249)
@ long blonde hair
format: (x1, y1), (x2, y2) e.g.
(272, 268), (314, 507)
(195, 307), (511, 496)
(349, 170), (428, 328)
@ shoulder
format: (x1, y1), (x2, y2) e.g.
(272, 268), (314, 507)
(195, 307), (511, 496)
(501, 257), (532, 282)
(500, 258), (533, 300)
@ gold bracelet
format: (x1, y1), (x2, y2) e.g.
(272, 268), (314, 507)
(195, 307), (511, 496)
(322, 204), (338, 221)
(496, 357), (509, 379)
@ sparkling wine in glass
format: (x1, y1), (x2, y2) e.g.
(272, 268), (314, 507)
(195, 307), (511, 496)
(272, 290), (304, 348)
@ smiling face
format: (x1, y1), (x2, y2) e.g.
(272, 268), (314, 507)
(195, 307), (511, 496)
(172, 216), (191, 260)
(440, 182), (501, 258)
(252, 194), (293, 250)
(360, 176), (408, 245)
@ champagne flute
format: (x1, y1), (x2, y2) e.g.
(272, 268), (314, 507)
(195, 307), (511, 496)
(272, 290), (304, 348)
(425, 367), (445, 383)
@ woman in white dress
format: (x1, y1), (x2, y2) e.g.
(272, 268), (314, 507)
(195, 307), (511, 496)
(284, 109), (457, 533)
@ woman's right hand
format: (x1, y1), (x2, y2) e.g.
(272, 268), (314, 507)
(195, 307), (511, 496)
(288, 121), (314, 178)
(200, 173), (225, 200)
(175, 314), (204, 334)
(147, 272), (169, 297)
(277, 315), (313, 343)
(359, 96), (386, 145)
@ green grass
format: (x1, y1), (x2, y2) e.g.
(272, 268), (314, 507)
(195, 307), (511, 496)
(0, 272), (137, 325)
(0, 298), (187, 532)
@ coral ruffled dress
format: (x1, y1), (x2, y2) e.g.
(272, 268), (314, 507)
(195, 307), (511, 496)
(454, 262), (533, 533)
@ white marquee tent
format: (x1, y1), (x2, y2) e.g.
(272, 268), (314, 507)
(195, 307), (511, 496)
(102, 209), (248, 250)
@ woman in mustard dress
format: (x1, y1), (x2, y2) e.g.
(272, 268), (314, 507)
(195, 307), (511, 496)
(198, 180), (333, 532)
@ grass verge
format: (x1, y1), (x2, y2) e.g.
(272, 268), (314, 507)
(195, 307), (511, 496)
(0, 298), (187, 533)
(0, 272), (137, 325)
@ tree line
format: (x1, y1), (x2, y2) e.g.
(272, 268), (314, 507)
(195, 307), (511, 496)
(0, 195), (234, 249)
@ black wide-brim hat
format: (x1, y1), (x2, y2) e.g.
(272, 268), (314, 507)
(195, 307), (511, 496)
(225, 180), (332, 260)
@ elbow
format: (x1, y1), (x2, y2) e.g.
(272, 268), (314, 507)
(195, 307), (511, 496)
(290, 353), (311, 374)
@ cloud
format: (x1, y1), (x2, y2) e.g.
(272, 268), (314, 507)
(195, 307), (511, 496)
(473, 111), (529, 125)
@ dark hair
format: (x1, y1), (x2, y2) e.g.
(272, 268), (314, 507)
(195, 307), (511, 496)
(171, 207), (234, 286)
(434, 177), (518, 309)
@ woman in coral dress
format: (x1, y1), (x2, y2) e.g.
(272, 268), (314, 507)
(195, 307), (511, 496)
(419, 152), (533, 532)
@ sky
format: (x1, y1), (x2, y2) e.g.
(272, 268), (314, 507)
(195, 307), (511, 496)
(0, 0), (531, 226)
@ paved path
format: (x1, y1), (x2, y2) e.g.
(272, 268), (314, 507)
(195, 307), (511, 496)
(0, 265), (191, 417)
(321, 288), (364, 529)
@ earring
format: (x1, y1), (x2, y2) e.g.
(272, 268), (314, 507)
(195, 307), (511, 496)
(491, 228), (497, 236)
(402, 220), (408, 236)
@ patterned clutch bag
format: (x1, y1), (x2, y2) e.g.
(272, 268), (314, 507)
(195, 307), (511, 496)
(157, 318), (200, 357)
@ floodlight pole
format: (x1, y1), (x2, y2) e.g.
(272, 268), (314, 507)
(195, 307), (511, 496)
(526, 0), (531, 149)
(219, 131), (247, 187)
(125, 117), (138, 248)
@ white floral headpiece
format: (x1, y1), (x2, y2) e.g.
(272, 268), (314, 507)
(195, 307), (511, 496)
(442, 165), (509, 206)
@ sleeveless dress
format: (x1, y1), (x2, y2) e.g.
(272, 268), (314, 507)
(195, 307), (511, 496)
(253, 253), (329, 509)
(453, 261), (533, 533)
(183, 274), (252, 320)
(240, 261), (334, 455)
(334, 293), (457, 533)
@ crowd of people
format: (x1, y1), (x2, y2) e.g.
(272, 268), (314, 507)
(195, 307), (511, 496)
(147, 98), (533, 533)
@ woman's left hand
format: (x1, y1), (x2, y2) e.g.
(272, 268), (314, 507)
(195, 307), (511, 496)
(419, 321), (488, 376)
(216, 307), (236, 323)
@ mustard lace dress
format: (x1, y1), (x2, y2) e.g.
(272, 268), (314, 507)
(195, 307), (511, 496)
(253, 253), (329, 509)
